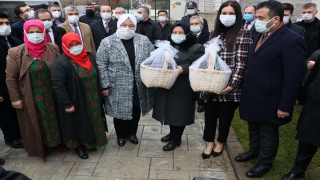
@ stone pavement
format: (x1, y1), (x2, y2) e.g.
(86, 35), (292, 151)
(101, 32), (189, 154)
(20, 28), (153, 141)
(0, 111), (237, 180)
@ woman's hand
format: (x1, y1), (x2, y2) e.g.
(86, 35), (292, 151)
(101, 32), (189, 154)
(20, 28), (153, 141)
(102, 89), (110, 97)
(177, 66), (183, 75)
(307, 61), (315, 70)
(12, 100), (23, 109)
(65, 106), (75, 113)
(220, 86), (233, 95)
(0, 97), (4, 103)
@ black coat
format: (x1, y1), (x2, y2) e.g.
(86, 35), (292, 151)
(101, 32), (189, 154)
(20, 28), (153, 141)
(152, 22), (205, 126)
(79, 14), (101, 25)
(0, 36), (22, 100)
(52, 25), (66, 54)
(296, 58), (320, 147)
(197, 29), (210, 45)
(90, 19), (117, 50)
(286, 19), (304, 36)
(11, 19), (25, 41)
(181, 13), (209, 32)
(158, 21), (172, 40)
(239, 25), (308, 126)
(51, 52), (107, 141)
(136, 18), (162, 44)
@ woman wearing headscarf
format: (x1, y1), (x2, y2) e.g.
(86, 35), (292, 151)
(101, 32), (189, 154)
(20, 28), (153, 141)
(51, 33), (108, 159)
(6, 20), (63, 158)
(96, 14), (155, 147)
(152, 21), (205, 151)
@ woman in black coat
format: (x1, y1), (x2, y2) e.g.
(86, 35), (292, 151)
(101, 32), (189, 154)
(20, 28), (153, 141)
(152, 21), (205, 151)
(282, 53), (320, 180)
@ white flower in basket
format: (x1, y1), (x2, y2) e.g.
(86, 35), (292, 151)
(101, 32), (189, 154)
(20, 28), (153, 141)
(141, 40), (179, 89)
(189, 36), (232, 94)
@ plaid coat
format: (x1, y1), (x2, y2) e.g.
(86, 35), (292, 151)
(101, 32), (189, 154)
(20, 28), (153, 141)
(200, 28), (252, 102)
(96, 33), (156, 120)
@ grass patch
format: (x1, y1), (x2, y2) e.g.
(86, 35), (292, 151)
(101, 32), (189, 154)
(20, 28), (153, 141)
(231, 108), (320, 180)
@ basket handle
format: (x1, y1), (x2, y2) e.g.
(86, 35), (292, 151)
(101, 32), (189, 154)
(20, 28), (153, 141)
(162, 51), (169, 70)
(207, 51), (216, 70)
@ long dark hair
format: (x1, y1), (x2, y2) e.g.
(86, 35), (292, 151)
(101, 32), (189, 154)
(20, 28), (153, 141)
(211, 1), (243, 47)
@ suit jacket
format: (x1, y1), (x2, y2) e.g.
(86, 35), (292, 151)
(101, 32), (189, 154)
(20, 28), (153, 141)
(239, 25), (308, 126)
(0, 36), (22, 98)
(11, 19), (25, 41)
(286, 20), (304, 36)
(52, 25), (66, 54)
(90, 19), (117, 50)
(59, 22), (96, 54)
(53, 17), (65, 26)
(196, 29), (210, 45)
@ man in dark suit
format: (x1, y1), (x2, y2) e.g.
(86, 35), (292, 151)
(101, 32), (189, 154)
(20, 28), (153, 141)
(79, 2), (101, 25)
(157, 9), (172, 40)
(35, 9), (66, 54)
(181, 1), (208, 32)
(243, 5), (259, 40)
(236, 1), (308, 178)
(48, 4), (65, 26)
(11, 3), (32, 41)
(90, 4), (117, 50)
(0, 13), (24, 149)
(282, 3), (304, 36)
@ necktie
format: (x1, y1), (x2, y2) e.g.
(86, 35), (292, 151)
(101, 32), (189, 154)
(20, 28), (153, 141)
(262, 33), (269, 42)
(45, 30), (52, 42)
(73, 24), (80, 35)
(105, 22), (110, 33)
(245, 22), (250, 29)
(6, 38), (11, 48)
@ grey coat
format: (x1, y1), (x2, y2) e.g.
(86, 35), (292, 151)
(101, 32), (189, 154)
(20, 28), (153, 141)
(152, 32), (205, 126)
(96, 33), (156, 120)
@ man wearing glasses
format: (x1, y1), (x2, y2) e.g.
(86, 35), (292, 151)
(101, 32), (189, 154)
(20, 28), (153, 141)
(11, 3), (34, 41)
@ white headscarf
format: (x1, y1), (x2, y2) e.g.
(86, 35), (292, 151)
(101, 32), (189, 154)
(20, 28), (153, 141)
(117, 14), (137, 31)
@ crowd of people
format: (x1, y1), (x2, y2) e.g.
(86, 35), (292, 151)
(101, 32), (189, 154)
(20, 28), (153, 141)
(0, 0), (319, 179)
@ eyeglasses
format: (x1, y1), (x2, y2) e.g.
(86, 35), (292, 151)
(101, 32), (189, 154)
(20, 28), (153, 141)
(21, 8), (34, 14)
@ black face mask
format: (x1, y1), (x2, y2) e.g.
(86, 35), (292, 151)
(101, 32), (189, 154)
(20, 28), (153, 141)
(86, 9), (95, 17)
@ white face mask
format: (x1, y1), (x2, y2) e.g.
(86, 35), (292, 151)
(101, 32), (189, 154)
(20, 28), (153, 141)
(42, 20), (53, 30)
(254, 17), (275, 33)
(283, 16), (290, 24)
(63, 43), (84, 55)
(190, 25), (201, 33)
(219, 15), (236, 27)
(187, 9), (195, 15)
(68, 15), (79, 24)
(302, 13), (313, 21)
(171, 34), (186, 44)
(0, 26), (11, 36)
(115, 14), (121, 19)
(52, 11), (61, 19)
(116, 28), (135, 40)
(25, 32), (44, 44)
(101, 13), (112, 21)
(136, 14), (144, 22)
(27, 10), (35, 19)
(159, 16), (167, 22)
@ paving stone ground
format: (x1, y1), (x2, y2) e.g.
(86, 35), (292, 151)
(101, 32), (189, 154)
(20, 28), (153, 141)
(0, 111), (237, 180)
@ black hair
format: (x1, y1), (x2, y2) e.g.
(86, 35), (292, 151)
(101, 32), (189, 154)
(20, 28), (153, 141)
(48, 4), (60, 10)
(211, 1), (243, 48)
(282, 3), (294, 14)
(158, 9), (168, 15)
(245, 5), (257, 11)
(35, 9), (52, 19)
(0, 13), (9, 19)
(257, 0), (284, 21)
(14, 3), (27, 16)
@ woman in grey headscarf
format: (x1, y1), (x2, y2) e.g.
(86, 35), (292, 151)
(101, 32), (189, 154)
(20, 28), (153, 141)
(96, 14), (155, 147)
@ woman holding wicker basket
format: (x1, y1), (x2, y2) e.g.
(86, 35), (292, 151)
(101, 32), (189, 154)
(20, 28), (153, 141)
(199, 1), (252, 159)
(152, 21), (205, 151)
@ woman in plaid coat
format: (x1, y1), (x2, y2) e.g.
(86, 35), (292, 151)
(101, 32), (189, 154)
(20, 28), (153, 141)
(200, 1), (252, 159)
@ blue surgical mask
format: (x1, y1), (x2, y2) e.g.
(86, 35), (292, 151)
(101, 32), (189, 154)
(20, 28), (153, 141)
(171, 34), (186, 44)
(187, 9), (195, 15)
(137, 14), (144, 22)
(255, 17), (275, 33)
(244, 14), (255, 22)
(190, 25), (201, 33)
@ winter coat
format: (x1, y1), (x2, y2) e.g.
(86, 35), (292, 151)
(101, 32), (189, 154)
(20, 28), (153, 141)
(96, 33), (156, 120)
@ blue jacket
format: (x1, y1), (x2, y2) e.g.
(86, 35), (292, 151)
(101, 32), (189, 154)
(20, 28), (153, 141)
(239, 25), (308, 126)
(11, 19), (25, 41)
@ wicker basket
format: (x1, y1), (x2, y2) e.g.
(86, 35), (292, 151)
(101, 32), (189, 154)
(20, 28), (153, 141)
(141, 51), (177, 89)
(189, 51), (232, 94)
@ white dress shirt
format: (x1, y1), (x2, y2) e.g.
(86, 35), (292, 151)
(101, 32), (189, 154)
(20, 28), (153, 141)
(102, 19), (111, 29)
(244, 19), (256, 30)
(68, 22), (84, 42)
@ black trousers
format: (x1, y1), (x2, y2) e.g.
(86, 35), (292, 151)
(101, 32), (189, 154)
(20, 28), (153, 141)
(0, 102), (21, 142)
(248, 122), (279, 168)
(291, 141), (318, 174)
(169, 125), (185, 141)
(113, 107), (141, 139)
(203, 101), (239, 143)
